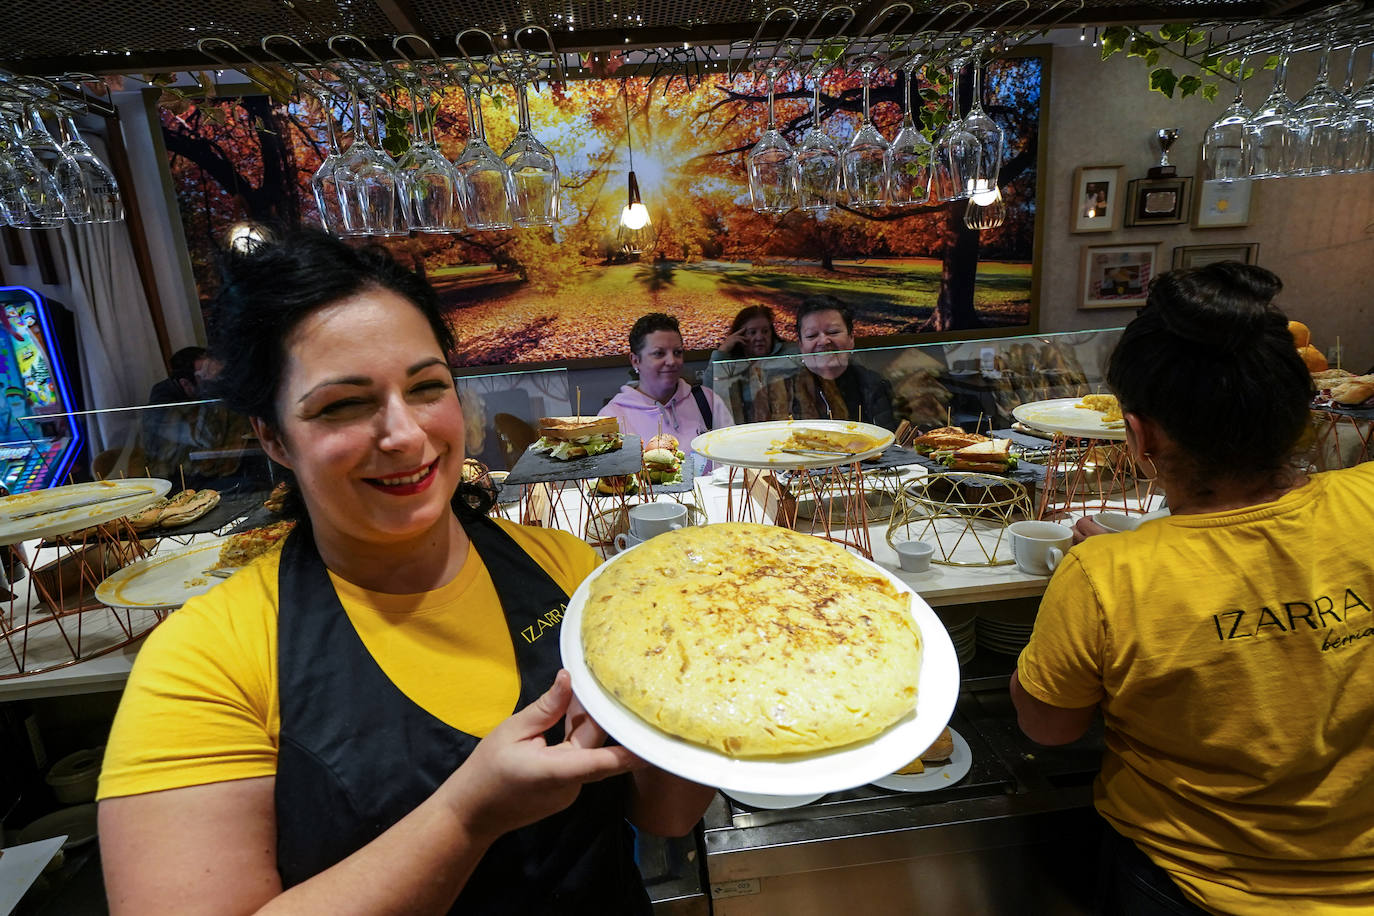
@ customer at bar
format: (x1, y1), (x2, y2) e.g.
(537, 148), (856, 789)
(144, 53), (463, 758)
(1011, 262), (1374, 914)
(699, 304), (796, 422)
(599, 312), (734, 459)
(792, 295), (896, 430)
(98, 232), (714, 914)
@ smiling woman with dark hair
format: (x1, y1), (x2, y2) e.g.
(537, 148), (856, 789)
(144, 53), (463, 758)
(98, 231), (714, 915)
(1011, 262), (1374, 915)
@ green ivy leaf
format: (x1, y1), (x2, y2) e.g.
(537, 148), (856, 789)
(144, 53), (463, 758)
(1100, 26), (1131, 59)
(1145, 49), (1161, 67)
(1156, 23), (1190, 43)
(815, 41), (846, 64)
(1243, 65), (1256, 80)
(1264, 54), (1280, 70)
(1150, 67), (1179, 98)
(1223, 58), (1242, 77)
(1127, 36), (1161, 58)
(1201, 83), (1219, 102)
(1178, 75), (1202, 98)
(1185, 30), (1206, 47)
(1199, 54), (1220, 72)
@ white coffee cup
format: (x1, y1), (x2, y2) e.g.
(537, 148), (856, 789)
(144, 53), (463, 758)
(627, 502), (688, 538)
(1093, 511), (1142, 533)
(894, 539), (936, 573)
(613, 530), (646, 553)
(1007, 521), (1072, 575)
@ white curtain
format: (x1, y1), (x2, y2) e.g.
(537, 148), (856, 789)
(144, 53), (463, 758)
(57, 221), (165, 458)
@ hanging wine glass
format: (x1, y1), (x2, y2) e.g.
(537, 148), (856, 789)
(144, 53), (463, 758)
(1347, 46), (1374, 172)
(453, 70), (515, 231)
(500, 58), (560, 228)
(843, 58), (890, 207)
(335, 83), (403, 237)
(1334, 45), (1372, 174)
(54, 109), (123, 223)
(1293, 37), (1346, 176)
(886, 61), (933, 207)
(19, 105), (85, 222)
(930, 58), (968, 202)
(957, 53), (1005, 204)
(1202, 69), (1252, 182)
(747, 61), (796, 214)
(0, 113), (65, 228)
(1246, 51), (1307, 178)
(396, 76), (461, 232)
(309, 92), (349, 235)
(794, 72), (841, 213)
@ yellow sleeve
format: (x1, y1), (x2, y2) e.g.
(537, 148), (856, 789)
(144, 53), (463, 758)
(494, 518), (600, 596)
(98, 565), (280, 800)
(1017, 551), (1107, 709)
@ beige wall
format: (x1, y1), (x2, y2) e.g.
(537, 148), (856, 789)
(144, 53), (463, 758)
(1038, 41), (1374, 373)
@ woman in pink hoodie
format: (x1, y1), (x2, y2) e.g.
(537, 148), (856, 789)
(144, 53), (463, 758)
(598, 313), (734, 460)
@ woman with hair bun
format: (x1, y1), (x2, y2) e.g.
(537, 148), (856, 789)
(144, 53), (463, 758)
(1011, 262), (1374, 914)
(97, 231), (713, 914)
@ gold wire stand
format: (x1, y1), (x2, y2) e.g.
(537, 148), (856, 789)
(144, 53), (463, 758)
(712, 462), (878, 559)
(1310, 409), (1374, 471)
(887, 472), (1033, 567)
(1032, 436), (1157, 520)
(1, 518), (162, 679)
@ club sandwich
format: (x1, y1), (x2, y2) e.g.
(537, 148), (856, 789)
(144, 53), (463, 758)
(533, 416), (624, 460)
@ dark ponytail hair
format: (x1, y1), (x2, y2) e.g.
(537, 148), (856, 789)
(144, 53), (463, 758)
(207, 230), (492, 521)
(1106, 261), (1313, 481)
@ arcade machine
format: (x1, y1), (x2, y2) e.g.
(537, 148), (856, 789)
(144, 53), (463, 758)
(0, 286), (81, 494)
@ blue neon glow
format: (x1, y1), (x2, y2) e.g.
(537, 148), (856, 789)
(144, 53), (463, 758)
(0, 286), (82, 489)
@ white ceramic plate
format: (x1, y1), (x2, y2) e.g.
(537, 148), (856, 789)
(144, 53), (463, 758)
(870, 728), (973, 793)
(692, 419), (895, 471)
(1012, 398), (1126, 441)
(95, 537), (229, 610)
(0, 478), (172, 545)
(723, 789), (826, 810)
(561, 538), (960, 796)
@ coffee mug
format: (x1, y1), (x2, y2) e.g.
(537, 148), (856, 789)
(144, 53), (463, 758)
(1007, 521), (1072, 575)
(894, 539), (936, 573)
(628, 502), (688, 538)
(613, 530), (646, 553)
(1093, 511), (1141, 533)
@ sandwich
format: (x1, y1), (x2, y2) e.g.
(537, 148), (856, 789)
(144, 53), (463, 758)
(592, 474), (639, 497)
(937, 438), (1017, 473)
(910, 426), (987, 455)
(643, 434), (685, 484)
(532, 416), (623, 460)
(139, 488), (221, 529)
(894, 727), (954, 775)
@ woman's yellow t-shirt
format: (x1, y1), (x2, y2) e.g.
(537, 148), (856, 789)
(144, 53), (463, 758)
(98, 520), (598, 801)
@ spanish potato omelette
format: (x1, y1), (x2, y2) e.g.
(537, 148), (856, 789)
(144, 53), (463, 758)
(582, 523), (922, 757)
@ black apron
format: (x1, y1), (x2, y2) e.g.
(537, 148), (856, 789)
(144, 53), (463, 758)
(273, 514), (650, 915)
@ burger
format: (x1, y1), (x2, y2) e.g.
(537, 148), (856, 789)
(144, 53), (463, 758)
(936, 438), (1017, 473)
(893, 727), (954, 776)
(642, 434), (685, 485)
(592, 474), (639, 497)
(532, 416), (623, 460)
(910, 426), (988, 455)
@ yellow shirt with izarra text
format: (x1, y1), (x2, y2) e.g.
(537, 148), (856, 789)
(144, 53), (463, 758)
(1018, 463), (1374, 915)
(98, 519), (598, 801)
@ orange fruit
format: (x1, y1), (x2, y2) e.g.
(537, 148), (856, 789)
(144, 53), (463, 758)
(1288, 320), (1311, 349)
(1297, 345), (1328, 372)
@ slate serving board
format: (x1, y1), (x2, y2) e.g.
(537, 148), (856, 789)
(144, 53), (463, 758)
(505, 435), (644, 485)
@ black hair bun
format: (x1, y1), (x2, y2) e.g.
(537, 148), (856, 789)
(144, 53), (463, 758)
(1150, 261), (1284, 353)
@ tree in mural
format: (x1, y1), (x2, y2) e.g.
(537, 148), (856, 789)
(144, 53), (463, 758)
(159, 55), (1043, 365)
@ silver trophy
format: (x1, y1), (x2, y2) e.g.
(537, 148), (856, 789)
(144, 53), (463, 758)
(1150, 128), (1180, 177)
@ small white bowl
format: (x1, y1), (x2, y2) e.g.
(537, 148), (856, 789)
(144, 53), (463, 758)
(895, 539), (936, 573)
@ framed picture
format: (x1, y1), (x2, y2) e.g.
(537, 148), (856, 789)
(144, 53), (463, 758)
(1081, 243), (1159, 309)
(1194, 179), (1252, 228)
(1071, 165), (1123, 233)
(1172, 243), (1259, 270)
(1124, 177), (1193, 226)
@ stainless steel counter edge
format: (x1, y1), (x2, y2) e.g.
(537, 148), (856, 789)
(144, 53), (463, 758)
(703, 784), (1092, 881)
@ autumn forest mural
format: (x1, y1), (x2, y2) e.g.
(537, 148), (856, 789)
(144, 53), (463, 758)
(160, 52), (1045, 367)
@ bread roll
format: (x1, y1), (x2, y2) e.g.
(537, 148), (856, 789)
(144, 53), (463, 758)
(893, 726), (953, 775)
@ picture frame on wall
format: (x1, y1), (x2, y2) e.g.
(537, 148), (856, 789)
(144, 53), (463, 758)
(1124, 177), (1193, 226)
(1172, 243), (1259, 270)
(1071, 165), (1123, 233)
(1193, 179), (1253, 228)
(1081, 243), (1159, 309)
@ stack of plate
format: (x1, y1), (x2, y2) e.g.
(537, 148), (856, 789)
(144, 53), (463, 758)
(936, 607), (977, 666)
(972, 612), (1033, 656)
